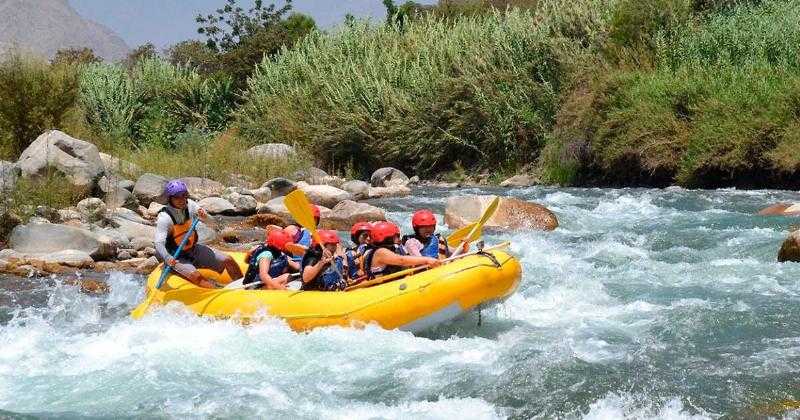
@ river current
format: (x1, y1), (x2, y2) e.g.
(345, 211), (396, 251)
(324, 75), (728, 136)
(1, 187), (799, 419)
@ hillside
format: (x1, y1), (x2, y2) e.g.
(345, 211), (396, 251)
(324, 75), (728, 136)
(0, 0), (128, 61)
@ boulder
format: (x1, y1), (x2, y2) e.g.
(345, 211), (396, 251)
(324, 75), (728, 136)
(99, 152), (140, 176)
(105, 187), (138, 210)
(80, 279), (109, 295)
(246, 143), (296, 161)
(34, 205), (61, 222)
(118, 179), (135, 191)
(500, 174), (538, 188)
(293, 167), (333, 185)
(0, 160), (20, 191)
(262, 178), (296, 198)
(342, 180), (370, 200)
(179, 177), (225, 200)
(779, 230), (800, 262)
(134, 173), (167, 206)
(146, 202), (165, 218)
(8, 223), (114, 259)
(249, 187), (272, 203)
(297, 183), (352, 208)
(77, 198), (107, 223)
(321, 200), (386, 231)
(37, 250), (94, 269)
(198, 197), (236, 215)
(130, 237), (153, 251)
(117, 250), (133, 260)
(110, 216), (156, 240)
(445, 195), (558, 231)
(90, 226), (131, 250)
(15, 130), (105, 193)
(370, 167), (409, 187)
(112, 208), (150, 226)
(408, 175), (420, 185)
(258, 196), (331, 224)
(368, 185), (411, 199)
(222, 192), (257, 215)
(58, 208), (82, 223)
(758, 203), (800, 216)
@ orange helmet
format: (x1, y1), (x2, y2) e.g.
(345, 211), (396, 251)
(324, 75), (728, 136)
(412, 209), (437, 229)
(311, 204), (321, 219)
(312, 229), (340, 246)
(370, 221), (400, 244)
(266, 229), (292, 252)
(350, 221), (372, 243)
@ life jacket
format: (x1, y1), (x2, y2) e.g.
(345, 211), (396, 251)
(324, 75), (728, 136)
(402, 233), (449, 259)
(290, 228), (312, 263)
(159, 206), (198, 255)
(345, 243), (368, 279)
(362, 244), (405, 279)
(302, 251), (346, 291)
(242, 244), (289, 287)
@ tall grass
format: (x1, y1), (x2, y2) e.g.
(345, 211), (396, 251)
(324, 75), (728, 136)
(238, 2), (614, 176)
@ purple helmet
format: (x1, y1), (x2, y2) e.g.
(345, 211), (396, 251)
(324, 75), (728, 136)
(164, 180), (188, 198)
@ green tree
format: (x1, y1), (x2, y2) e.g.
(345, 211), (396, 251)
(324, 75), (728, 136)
(51, 47), (102, 66)
(123, 43), (158, 69)
(166, 40), (219, 74)
(196, 0), (293, 52)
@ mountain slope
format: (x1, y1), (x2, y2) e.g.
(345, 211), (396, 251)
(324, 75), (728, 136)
(0, 0), (129, 61)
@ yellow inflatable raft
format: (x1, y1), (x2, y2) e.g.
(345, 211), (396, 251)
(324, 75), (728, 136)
(140, 248), (521, 332)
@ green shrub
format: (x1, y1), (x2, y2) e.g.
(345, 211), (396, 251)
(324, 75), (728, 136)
(0, 53), (80, 159)
(1, 172), (88, 226)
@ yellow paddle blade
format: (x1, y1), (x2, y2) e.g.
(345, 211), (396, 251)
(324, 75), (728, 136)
(130, 291), (154, 319)
(447, 222), (480, 247)
(284, 190), (322, 244)
(466, 196), (500, 243)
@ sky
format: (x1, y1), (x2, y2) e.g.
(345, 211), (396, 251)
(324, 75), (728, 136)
(69, 0), (435, 49)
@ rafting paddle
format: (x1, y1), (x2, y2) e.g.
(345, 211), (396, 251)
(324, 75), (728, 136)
(131, 217), (200, 319)
(446, 222), (480, 247)
(284, 190), (343, 277)
(449, 196), (500, 258)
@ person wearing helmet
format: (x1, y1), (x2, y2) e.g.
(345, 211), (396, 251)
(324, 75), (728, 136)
(345, 221), (372, 280)
(403, 209), (451, 259)
(362, 221), (441, 279)
(241, 228), (301, 289)
(301, 230), (347, 291)
(154, 180), (243, 288)
(288, 204), (321, 264)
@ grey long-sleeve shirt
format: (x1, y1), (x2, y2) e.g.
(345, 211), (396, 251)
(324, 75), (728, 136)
(154, 200), (216, 260)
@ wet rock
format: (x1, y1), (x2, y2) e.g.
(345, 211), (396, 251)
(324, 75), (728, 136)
(445, 195), (558, 231)
(297, 183), (352, 208)
(0, 160), (20, 191)
(80, 279), (109, 295)
(758, 203), (800, 216)
(130, 237), (153, 251)
(246, 143), (296, 161)
(136, 256), (159, 273)
(322, 200), (386, 231)
(262, 177), (296, 198)
(38, 250), (94, 268)
(778, 230), (800, 262)
(117, 250), (133, 260)
(16, 130), (104, 194)
(134, 173), (167, 206)
(77, 198), (107, 223)
(99, 152), (140, 176)
(179, 177), (225, 200)
(368, 185), (411, 199)
(9, 223), (112, 258)
(342, 180), (370, 200)
(198, 197), (236, 215)
(500, 174), (538, 188)
(93, 261), (117, 272)
(370, 167), (409, 187)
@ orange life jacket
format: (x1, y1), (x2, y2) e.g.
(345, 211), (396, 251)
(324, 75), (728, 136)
(160, 206), (198, 254)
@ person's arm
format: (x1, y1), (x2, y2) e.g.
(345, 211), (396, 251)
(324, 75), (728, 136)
(302, 252), (329, 284)
(287, 258), (301, 272)
(375, 248), (440, 268)
(189, 199), (216, 227)
(258, 258), (287, 290)
(404, 238), (423, 257)
(154, 214), (174, 265)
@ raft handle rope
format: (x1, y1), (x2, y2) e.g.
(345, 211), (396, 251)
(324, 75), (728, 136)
(475, 241), (502, 268)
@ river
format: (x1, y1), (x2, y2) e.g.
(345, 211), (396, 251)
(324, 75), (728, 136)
(1, 186), (799, 419)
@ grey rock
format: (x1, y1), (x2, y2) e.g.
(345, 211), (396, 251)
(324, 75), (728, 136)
(9, 223), (113, 259)
(118, 179), (135, 191)
(117, 250), (133, 261)
(368, 185), (411, 199)
(28, 217), (51, 225)
(99, 152), (140, 176)
(341, 180), (370, 200)
(322, 200), (386, 231)
(77, 198), (107, 223)
(196, 222), (218, 244)
(16, 130), (105, 193)
(90, 226), (131, 250)
(58, 208), (82, 222)
(409, 175), (420, 185)
(292, 167), (329, 183)
(112, 208), (150, 225)
(249, 187), (272, 203)
(0, 160), (20, 191)
(370, 167), (409, 187)
(105, 187), (138, 210)
(130, 236), (153, 251)
(146, 202), (165, 217)
(246, 143), (296, 161)
(179, 177), (225, 200)
(261, 178), (296, 198)
(110, 216), (156, 240)
(198, 197), (236, 215)
(133, 173), (167, 206)
(499, 174), (538, 188)
(39, 250), (94, 268)
(297, 183), (352, 208)
(222, 192), (257, 215)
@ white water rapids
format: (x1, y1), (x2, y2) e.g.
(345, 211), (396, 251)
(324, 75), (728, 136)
(1, 186), (800, 419)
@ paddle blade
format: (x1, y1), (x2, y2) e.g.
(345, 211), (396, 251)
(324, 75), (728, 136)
(466, 196), (500, 243)
(286, 243), (307, 257)
(130, 292), (154, 319)
(284, 190), (322, 244)
(447, 223), (480, 247)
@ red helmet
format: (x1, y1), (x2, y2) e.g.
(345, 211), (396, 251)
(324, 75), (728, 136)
(266, 229), (292, 252)
(350, 222), (372, 242)
(311, 204), (321, 219)
(370, 221), (400, 244)
(412, 209), (437, 229)
(312, 229), (340, 246)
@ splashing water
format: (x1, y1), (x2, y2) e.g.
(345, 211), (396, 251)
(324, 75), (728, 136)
(1, 187), (800, 419)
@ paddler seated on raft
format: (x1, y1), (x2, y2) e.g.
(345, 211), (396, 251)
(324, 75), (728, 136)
(345, 221), (372, 280)
(154, 180), (243, 289)
(241, 228), (300, 290)
(301, 229), (348, 291)
(285, 204), (320, 265)
(402, 209), (462, 259)
(362, 221), (441, 280)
